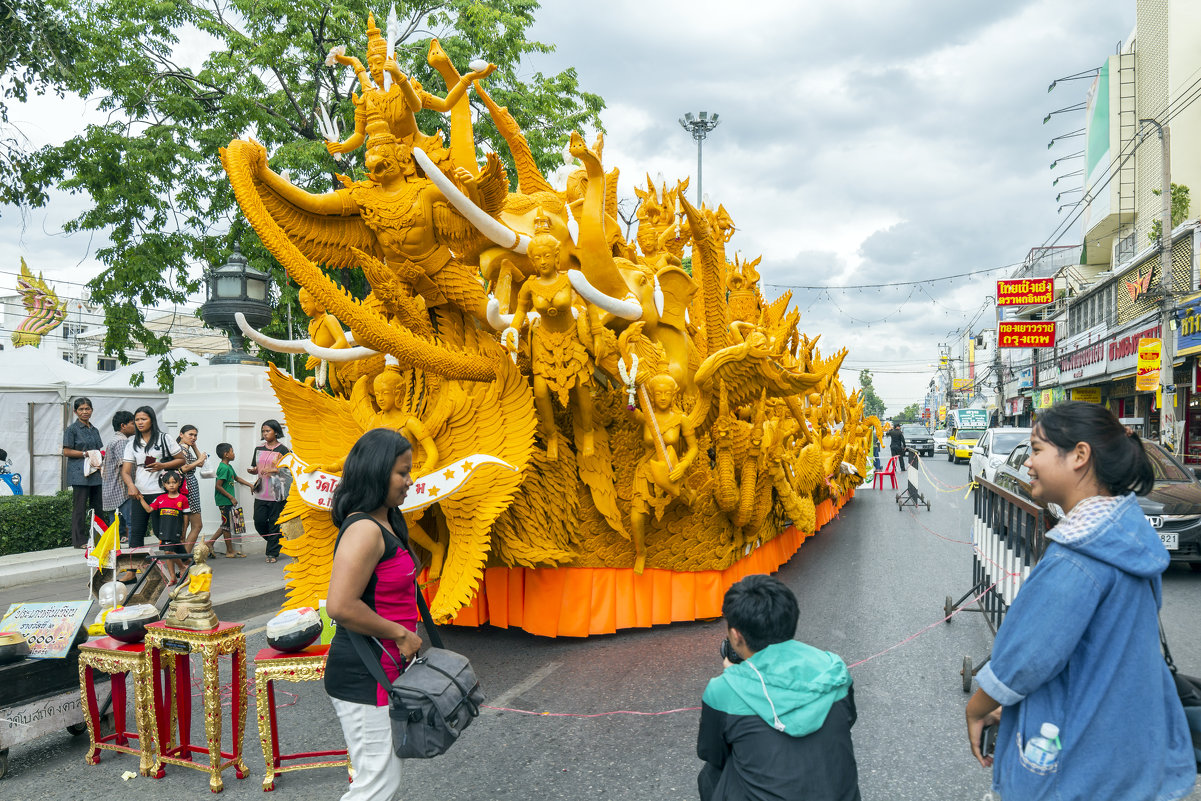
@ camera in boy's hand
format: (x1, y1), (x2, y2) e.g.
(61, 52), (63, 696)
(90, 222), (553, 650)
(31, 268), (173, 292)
(720, 637), (744, 665)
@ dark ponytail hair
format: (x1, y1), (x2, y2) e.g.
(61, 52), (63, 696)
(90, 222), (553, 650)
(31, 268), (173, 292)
(330, 428), (413, 529)
(1034, 401), (1154, 496)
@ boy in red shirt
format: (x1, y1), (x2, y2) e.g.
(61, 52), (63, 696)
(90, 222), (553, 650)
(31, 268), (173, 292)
(139, 469), (189, 583)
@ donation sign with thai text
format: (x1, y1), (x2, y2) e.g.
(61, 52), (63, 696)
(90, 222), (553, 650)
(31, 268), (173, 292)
(0, 601), (91, 658)
(997, 279), (1054, 306)
(998, 321), (1056, 348)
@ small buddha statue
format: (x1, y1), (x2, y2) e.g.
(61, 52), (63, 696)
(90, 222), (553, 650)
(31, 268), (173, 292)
(166, 542), (219, 631)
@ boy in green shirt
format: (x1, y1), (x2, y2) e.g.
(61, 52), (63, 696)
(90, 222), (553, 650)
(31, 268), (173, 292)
(210, 442), (254, 557)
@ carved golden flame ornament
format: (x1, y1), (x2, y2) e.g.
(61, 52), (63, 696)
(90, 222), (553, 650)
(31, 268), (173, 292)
(220, 14), (882, 636)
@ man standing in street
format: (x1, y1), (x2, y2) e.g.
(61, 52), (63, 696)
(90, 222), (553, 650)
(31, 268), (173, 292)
(885, 422), (907, 472)
(697, 574), (861, 801)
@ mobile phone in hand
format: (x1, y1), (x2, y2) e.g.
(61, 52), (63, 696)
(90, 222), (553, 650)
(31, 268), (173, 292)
(980, 724), (997, 758)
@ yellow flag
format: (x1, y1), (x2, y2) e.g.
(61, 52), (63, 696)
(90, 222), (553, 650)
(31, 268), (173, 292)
(93, 514), (119, 569)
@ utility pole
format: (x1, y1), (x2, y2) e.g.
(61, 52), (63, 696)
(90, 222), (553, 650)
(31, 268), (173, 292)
(678, 111), (720, 206)
(1142, 119), (1176, 451)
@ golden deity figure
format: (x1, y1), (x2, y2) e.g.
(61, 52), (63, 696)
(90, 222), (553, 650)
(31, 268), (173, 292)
(244, 121), (499, 327)
(628, 372), (698, 574)
(325, 16), (494, 158)
(166, 542), (219, 631)
(299, 287), (350, 393)
(504, 217), (597, 460)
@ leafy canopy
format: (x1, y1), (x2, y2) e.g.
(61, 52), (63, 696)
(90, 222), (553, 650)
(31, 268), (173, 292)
(857, 369), (887, 421)
(16, 0), (605, 387)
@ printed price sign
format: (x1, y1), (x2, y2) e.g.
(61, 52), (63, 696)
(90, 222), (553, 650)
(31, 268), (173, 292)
(0, 601), (91, 659)
(998, 321), (1056, 348)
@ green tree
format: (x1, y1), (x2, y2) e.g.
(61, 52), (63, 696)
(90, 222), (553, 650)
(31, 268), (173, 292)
(857, 369), (887, 420)
(1147, 183), (1191, 244)
(0, 0), (80, 208)
(18, 0), (605, 387)
(893, 402), (920, 423)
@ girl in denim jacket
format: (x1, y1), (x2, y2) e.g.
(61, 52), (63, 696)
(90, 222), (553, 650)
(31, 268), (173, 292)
(965, 401), (1196, 801)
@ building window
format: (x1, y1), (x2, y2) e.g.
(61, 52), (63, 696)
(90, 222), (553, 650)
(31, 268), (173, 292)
(62, 352), (86, 366)
(97, 357), (117, 372)
(62, 322), (86, 339)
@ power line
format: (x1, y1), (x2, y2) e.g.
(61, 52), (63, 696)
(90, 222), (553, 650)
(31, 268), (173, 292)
(765, 261), (1021, 292)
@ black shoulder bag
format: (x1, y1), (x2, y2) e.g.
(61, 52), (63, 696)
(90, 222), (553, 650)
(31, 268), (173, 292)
(348, 573), (485, 759)
(1160, 619), (1201, 769)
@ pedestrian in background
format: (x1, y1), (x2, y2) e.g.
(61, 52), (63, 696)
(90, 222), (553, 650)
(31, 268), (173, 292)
(121, 406), (184, 549)
(965, 401), (1196, 800)
(62, 396), (105, 547)
(248, 419), (291, 564)
(101, 410), (135, 534)
(176, 424), (208, 553)
(885, 422), (906, 472)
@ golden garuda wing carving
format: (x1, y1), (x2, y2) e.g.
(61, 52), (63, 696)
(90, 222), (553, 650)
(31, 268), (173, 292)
(220, 140), (383, 270)
(425, 356), (538, 621)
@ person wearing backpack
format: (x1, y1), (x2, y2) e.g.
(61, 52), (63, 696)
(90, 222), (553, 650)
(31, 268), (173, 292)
(324, 429), (421, 801)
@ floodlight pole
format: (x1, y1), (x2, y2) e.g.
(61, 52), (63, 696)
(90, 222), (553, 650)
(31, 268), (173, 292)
(678, 111), (720, 206)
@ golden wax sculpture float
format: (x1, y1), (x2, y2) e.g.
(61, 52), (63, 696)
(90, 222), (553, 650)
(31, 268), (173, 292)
(221, 14), (882, 637)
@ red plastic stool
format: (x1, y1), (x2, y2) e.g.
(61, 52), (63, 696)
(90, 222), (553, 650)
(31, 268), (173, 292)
(873, 456), (898, 490)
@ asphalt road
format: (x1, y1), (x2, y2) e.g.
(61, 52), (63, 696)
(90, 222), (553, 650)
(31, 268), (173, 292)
(4, 456), (1199, 800)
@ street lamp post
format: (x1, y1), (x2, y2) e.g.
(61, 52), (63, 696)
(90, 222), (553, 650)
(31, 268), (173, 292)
(200, 243), (274, 365)
(678, 111), (720, 206)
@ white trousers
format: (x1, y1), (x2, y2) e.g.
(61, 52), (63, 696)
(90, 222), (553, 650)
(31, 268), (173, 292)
(331, 697), (403, 801)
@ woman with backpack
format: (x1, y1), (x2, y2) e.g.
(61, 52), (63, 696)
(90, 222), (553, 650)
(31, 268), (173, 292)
(964, 401), (1196, 800)
(324, 428), (421, 801)
(120, 406), (185, 549)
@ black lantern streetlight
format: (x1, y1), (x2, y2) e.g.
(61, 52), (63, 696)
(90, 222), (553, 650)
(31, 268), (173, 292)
(200, 243), (273, 365)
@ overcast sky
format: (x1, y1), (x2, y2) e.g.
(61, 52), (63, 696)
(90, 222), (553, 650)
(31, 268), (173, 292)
(1, 1), (1136, 413)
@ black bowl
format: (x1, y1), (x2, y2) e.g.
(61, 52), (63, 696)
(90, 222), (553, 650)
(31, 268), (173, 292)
(104, 605), (160, 644)
(266, 609), (322, 653)
(0, 632), (31, 665)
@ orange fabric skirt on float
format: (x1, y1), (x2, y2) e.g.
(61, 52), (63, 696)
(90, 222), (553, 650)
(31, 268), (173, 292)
(423, 491), (853, 637)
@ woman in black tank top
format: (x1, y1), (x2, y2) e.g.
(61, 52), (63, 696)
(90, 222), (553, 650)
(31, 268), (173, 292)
(323, 429), (419, 801)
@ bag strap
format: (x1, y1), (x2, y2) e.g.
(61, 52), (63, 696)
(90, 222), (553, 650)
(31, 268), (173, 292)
(1159, 614), (1179, 675)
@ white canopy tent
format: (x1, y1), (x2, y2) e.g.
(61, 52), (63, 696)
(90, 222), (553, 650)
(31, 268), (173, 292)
(0, 347), (170, 495)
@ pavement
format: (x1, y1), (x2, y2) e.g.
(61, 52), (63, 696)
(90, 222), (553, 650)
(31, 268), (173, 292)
(0, 532), (290, 623)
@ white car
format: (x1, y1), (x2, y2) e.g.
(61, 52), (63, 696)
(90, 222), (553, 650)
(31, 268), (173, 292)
(968, 427), (1032, 484)
(933, 430), (949, 453)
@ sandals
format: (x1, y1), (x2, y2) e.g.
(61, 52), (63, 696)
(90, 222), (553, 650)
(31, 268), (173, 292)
(265, 557), (278, 563)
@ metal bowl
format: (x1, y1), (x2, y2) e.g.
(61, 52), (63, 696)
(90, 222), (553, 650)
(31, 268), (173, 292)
(266, 608), (322, 653)
(0, 631), (31, 665)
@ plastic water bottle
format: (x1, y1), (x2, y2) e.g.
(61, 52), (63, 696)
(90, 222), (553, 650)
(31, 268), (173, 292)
(1022, 722), (1061, 768)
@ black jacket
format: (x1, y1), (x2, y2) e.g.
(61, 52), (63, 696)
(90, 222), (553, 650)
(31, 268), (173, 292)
(885, 428), (906, 454)
(697, 688), (861, 801)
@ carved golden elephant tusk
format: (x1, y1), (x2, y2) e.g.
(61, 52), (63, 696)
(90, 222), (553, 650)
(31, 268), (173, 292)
(412, 146), (532, 254)
(566, 269), (642, 321)
(303, 341), (379, 362)
(236, 312), (360, 353)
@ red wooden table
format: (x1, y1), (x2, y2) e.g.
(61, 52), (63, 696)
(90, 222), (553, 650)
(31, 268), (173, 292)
(254, 644), (350, 791)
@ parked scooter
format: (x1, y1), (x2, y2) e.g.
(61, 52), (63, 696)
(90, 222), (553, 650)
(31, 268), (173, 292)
(0, 449), (23, 496)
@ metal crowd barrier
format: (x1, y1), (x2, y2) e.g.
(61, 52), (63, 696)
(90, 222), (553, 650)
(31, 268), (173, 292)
(945, 475), (1053, 691)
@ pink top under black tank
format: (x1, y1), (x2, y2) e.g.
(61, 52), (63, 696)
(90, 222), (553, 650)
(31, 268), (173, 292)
(323, 512), (418, 706)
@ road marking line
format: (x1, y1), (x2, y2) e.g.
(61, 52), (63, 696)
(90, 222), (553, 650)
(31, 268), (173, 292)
(487, 661), (562, 712)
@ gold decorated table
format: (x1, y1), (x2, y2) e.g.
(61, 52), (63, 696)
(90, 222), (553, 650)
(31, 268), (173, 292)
(254, 644), (350, 791)
(144, 621), (249, 793)
(77, 636), (169, 776)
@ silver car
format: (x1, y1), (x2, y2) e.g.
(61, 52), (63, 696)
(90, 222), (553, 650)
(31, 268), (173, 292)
(968, 427), (1032, 484)
(933, 430), (949, 453)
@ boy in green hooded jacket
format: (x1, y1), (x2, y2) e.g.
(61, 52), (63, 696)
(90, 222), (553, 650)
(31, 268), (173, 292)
(698, 574), (861, 801)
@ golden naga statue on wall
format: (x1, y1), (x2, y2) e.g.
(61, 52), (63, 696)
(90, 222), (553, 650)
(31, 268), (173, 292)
(221, 14), (880, 636)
